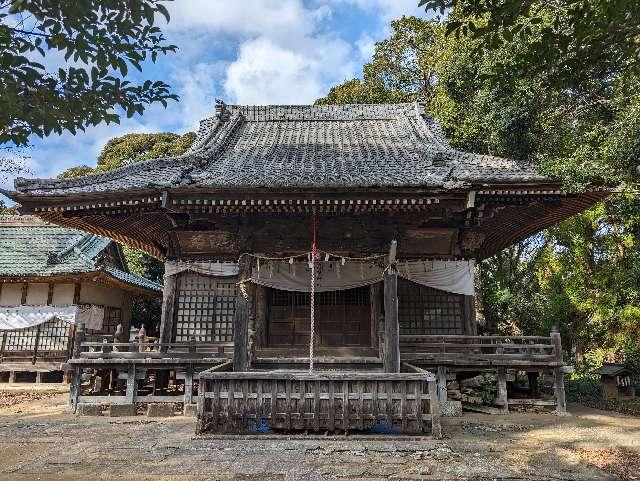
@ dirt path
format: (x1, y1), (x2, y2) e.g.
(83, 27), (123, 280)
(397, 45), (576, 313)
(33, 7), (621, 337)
(0, 386), (638, 481)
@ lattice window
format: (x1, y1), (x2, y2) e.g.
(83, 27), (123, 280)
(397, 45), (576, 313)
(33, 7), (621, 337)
(175, 272), (236, 342)
(398, 279), (464, 335)
(102, 306), (122, 334)
(84, 305), (122, 337)
(3, 319), (71, 352)
(36, 319), (71, 351)
(270, 287), (370, 307)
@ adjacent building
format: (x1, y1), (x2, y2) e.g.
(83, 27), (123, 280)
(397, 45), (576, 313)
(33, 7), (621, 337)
(0, 215), (162, 381)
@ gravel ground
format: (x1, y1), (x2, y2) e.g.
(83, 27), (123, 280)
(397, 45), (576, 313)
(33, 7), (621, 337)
(0, 385), (638, 481)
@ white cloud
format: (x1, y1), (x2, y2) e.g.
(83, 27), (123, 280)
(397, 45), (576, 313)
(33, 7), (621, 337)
(356, 34), (376, 63)
(2, 0), (422, 203)
(224, 36), (354, 104)
(166, 0), (318, 41)
(321, 0), (427, 21)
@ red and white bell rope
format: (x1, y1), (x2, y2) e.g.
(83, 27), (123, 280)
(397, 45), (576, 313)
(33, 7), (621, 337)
(309, 211), (318, 373)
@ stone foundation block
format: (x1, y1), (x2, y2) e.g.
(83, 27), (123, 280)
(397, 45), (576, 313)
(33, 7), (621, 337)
(146, 403), (175, 417)
(183, 403), (198, 417)
(440, 400), (462, 417)
(109, 404), (136, 417)
(77, 404), (103, 416)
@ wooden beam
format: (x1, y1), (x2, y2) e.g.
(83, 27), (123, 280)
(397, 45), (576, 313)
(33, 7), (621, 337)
(383, 265), (400, 373)
(233, 257), (251, 372)
(158, 272), (178, 352)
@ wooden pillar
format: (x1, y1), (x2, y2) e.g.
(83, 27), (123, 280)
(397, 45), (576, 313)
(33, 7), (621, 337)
(427, 378), (442, 439)
(463, 295), (477, 335)
(496, 367), (509, 414)
(527, 371), (540, 398)
(233, 258), (251, 372)
(550, 328), (567, 414)
(72, 323), (85, 359)
(383, 265), (400, 373)
(120, 292), (133, 336)
(436, 366), (448, 402)
(46, 282), (54, 306)
(73, 282), (81, 304)
(158, 272), (177, 352)
(20, 283), (28, 305)
(124, 365), (137, 405)
(68, 367), (81, 412)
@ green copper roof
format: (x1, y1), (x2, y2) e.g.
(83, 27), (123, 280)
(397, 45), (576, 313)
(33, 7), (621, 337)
(102, 265), (163, 293)
(0, 215), (161, 293)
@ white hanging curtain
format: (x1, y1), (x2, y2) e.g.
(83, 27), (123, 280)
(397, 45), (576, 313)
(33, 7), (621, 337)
(397, 259), (475, 296)
(75, 305), (105, 331)
(164, 258), (475, 296)
(249, 260), (385, 292)
(248, 258), (475, 295)
(0, 306), (77, 331)
(164, 260), (239, 278)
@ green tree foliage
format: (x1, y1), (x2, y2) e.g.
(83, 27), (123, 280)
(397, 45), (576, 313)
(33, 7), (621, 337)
(57, 131), (195, 178)
(59, 131), (196, 330)
(0, 198), (18, 214)
(318, 14), (640, 367)
(123, 245), (165, 333)
(56, 165), (93, 179)
(96, 132), (196, 172)
(316, 17), (438, 105)
(419, 0), (640, 96)
(1, 0), (177, 146)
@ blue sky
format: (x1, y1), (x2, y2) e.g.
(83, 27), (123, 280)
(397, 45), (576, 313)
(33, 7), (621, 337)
(1, 0), (428, 204)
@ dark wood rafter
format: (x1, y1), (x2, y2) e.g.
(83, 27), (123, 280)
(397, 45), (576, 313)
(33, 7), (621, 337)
(13, 186), (608, 261)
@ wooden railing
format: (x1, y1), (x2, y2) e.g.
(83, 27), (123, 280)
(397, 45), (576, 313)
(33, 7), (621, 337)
(76, 338), (235, 359)
(400, 332), (563, 367)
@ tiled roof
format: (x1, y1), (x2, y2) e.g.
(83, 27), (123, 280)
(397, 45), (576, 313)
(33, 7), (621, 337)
(101, 265), (162, 293)
(0, 216), (108, 276)
(595, 363), (631, 376)
(0, 216), (162, 293)
(12, 103), (549, 196)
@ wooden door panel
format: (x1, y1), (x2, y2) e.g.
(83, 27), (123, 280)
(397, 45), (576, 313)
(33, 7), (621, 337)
(267, 286), (372, 348)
